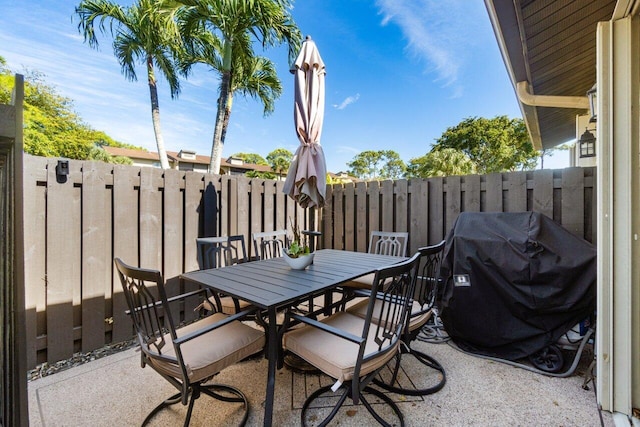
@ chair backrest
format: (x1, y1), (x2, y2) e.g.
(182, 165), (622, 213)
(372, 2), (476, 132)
(196, 235), (248, 269)
(368, 231), (409, 256)
(413, 240), (446, 312)
(252, 230), (288, 260)
(355, 251), (420, 378)
(113, 258), (177, 361)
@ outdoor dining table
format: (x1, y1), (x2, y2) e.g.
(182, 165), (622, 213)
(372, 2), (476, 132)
(180, 248), (406, 427)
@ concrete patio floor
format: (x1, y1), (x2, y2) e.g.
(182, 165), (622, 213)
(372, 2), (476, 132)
(28, 334), (614, 427)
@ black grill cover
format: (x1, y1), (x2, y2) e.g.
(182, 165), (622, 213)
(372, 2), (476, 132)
(439, 212), (596, 360)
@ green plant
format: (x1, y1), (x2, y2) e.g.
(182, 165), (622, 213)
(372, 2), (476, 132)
(286, 218), (310, 258)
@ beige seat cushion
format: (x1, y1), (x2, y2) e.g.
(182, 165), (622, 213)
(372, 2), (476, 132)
(341, 273), (374, 290)
(347, 298), (432, 332)
(219, 296), (253, 314)
(148, 312), (265, 383)
(199, 295), (253, 315)
(284, 311), (399, 383)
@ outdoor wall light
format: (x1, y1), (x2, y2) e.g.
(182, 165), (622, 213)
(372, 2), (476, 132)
(587, 83), (597, 123)
(579, 128), (596, 158)
(56, 159), (69, 183)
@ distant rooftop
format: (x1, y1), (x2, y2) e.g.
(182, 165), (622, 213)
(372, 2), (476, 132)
(102, 146), (273, 174)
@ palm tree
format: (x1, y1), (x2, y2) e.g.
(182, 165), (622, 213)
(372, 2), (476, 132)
(177, 0), (301, 174)
(266, 148), (293, 179)
(75, 0), (183, 169)
(178, 30), (283, 156)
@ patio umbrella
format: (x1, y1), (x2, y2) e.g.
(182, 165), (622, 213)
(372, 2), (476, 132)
(283, 36), (327, 208)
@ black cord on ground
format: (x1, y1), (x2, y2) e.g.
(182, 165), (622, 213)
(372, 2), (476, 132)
(445, 328), (594, 378)
(417, 311), (451, 344)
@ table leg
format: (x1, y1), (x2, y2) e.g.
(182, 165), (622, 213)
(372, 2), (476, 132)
(263, 308), (278, 427)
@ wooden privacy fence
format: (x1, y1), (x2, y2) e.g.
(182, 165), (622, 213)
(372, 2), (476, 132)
(22, 155), (314, 368)
(21, 154), (596, 369)
(322, 167), (596, 256)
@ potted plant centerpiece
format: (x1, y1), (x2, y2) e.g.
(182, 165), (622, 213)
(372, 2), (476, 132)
(283, 219), (314, 270)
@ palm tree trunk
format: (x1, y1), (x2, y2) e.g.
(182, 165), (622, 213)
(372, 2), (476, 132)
(210, 38), (236, 175)
(148, 57), (170, 170)
(209, 71), (230, 174)
(220, 92), (233, 146)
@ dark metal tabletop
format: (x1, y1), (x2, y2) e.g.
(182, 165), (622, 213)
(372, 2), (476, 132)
(181, 249), (405, 309)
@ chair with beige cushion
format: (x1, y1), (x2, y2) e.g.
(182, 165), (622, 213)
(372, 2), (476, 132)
(347, 241), (447, 396)
(342, 231), (409, 289)
(195, 235), (252, 315)
(252, 227), (318, 316)
(114, 258), (265, 426)
(283, 251), (420, 426)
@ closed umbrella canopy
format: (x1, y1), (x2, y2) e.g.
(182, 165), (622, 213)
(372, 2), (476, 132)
(283, 36), (327, 208)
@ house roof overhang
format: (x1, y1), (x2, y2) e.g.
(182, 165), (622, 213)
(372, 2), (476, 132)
(484, 0), (617, 150)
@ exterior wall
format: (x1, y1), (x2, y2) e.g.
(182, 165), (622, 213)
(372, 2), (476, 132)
(130, 158), (160, 168)
(596, 13), (640, 418)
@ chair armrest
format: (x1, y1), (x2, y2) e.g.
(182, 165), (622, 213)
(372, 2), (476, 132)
(174, 306), (261, 345)
(289, 312), (363, 345)
(351, 289), (411, 306)
(124, 289), (212, 315)
(125, 288), (210, 315)
(166, 288), (209, 303)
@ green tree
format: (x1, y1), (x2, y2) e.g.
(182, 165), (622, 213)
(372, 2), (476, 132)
(432, 116), (538, 173)
(382, 152), (407, 180)
(1, 65), (134, 162)
(176, 0), (302, 174)
(76, 0), (183, 169)
(88, 146), (134, 164)
(347, 150), (406, 180)
(266, 148), (293, 178)
(229, 152), (268, 165)
(406, 148), (476, 178)
(245, 170), (276, 179)
(228, 152), (276, 179)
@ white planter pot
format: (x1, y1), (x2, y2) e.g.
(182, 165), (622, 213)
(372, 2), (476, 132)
(283, 251), (314, 270)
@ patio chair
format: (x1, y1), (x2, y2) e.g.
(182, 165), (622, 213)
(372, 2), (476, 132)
(347, 241), (447, 396)
(342, 231), (409, 289)
(251, 229), (318, 357)
(195, 235), (252, 315)
(251, 229), (288, 260)
(283, 251), (421, 426)
(114, 258), (265, 427)
(368, 230), (409, 256)
(252, 229), (322, 259)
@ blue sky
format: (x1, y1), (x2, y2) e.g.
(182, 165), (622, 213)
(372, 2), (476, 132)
(0, 0), (569, 172)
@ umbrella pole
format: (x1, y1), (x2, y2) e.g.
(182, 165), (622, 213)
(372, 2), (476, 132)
(302, 207), (322, 252)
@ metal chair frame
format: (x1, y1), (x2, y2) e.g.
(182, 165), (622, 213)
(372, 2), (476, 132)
(368, 231), (409, 257)
(252, 230), (289, 260)
(373, 240), (447, 396)
(285, 252), (421, 426)
(196, 235), (252, 315)
(114, 258), (262, 426)
(196, 235), (248, 269)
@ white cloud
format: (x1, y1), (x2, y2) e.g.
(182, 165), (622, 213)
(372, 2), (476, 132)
(337, 145), (361, 155)
(376, 0), (482, 95)
(333, 93), (360, 110)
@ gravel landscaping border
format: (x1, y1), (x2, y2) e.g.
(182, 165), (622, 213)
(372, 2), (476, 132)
(27, 339), (137, 382)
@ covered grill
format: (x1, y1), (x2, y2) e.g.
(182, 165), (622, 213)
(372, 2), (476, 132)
(439, 212), (596, 361)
